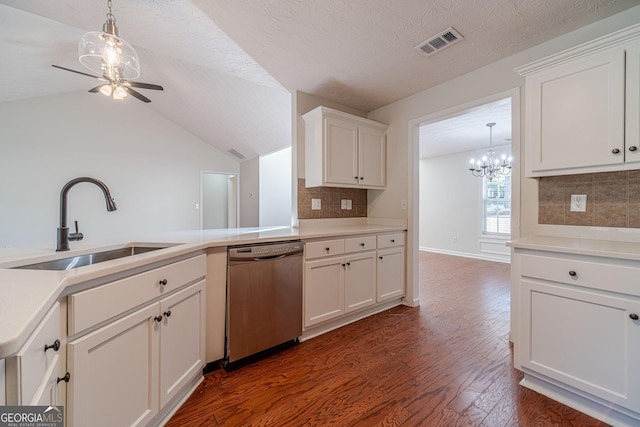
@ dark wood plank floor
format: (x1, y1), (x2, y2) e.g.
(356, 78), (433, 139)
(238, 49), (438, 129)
(166, 251), (609, 426)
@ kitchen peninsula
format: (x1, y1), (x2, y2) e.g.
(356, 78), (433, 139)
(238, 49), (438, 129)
(0, 221), (406, 427)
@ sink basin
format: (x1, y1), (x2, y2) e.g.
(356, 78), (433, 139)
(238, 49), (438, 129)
(13, 246), (166, 271)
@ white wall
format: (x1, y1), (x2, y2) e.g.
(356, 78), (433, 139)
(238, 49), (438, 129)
(239, 158), (259, 227)
(259, 147), (292, 226)
(419, 151), (482, 252)
(0, 91), (239, 248)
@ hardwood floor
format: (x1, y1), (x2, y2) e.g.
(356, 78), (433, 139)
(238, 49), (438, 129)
(166, 251), (609, 426)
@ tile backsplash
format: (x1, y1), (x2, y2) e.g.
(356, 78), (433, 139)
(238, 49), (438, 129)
(297, 179), (367, 219)
(538, 170), (640, 228)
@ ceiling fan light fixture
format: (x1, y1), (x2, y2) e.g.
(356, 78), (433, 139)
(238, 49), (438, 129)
(99, 84), (112, 96)
(113, 85), (127, 99)
(78, 1), (140, 80)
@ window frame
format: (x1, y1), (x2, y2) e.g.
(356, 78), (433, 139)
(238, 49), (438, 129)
(482, 174), (511, 236)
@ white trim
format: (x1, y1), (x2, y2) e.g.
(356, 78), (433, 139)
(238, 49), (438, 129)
(420, 247), (510, 264)
(408, 88), (521, 305)
(515, 23), (640, 76)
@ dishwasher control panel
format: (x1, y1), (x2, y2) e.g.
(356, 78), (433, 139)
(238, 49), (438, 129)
(228, 241), (303, 261)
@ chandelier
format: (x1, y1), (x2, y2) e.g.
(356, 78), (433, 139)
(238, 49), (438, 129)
(468, 122), (512, 181)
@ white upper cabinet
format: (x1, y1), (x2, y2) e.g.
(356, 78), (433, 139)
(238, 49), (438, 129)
(516, 24), (640, 177)
(303, 106), (387, 189)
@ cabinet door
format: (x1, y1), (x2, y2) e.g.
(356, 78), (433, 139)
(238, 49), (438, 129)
(520, 280), (640, 413)
(5, 303), (62, 405)
(526, 48), (625, 175)
(159, 281), (206, 408)
(626, 41), (640, 164)
(67, 304), (159, 427)
(358, 126), (386, 188)
(323, 117), (358, 186)
(32, 357), (64, 407)
(304, 257), (344, 327)
(377, 248), (405, 302)
(344, 251), (376, 313)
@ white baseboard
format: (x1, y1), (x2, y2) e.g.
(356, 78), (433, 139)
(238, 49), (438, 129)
(419, 246), (510, 264)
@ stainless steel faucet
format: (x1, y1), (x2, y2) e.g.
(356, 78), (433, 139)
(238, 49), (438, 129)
(56, 177), (117, 251)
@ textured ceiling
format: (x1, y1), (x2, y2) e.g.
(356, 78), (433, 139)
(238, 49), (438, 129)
(1, 0), (638, 160)
(420, 98), (512, 159)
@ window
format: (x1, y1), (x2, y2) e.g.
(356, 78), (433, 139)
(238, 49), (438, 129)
(483, 174), (511, 234)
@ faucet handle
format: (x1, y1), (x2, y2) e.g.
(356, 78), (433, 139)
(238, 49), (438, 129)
(68, 220), (84, 242)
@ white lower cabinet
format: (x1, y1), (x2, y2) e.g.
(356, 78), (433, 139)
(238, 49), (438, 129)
(377, 247), (405, 302)
(304, 256), (345, 327)
(5, 302), (66, 407)
(514, 248), (640, 425)
(304, 232), (405, 331)
(68, 303), (159, 427)
(344, 252), (376, 313)
(67, 280), (205, 427)
(522, 279), (640, 412)
(159, 282), (205, 408)
(304, 249), (376, 326)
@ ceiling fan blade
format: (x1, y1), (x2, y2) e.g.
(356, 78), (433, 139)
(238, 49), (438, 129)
(88, 85), (109, 93)
(126, 81), (164, 91)
(124, 87), (152, 103)
(52, 64), (101, 79)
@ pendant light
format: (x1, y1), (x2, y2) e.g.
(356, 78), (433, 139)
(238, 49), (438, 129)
(78, 0), (140, 82)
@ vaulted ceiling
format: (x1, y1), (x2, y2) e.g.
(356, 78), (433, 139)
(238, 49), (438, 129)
(1, 0), (637, 161)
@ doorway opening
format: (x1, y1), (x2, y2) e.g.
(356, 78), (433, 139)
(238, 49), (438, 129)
(418, 96), (513, 263)
(201, 172), (238, 229)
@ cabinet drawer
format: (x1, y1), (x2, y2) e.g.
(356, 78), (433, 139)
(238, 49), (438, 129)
(345, 235), (376, 253)
(521, 254), (640, 296)
(5, 303), (62, 405)
(305, 239), (344, 260)
(377, 232), (405, 249)
(69, 254), (206, 336)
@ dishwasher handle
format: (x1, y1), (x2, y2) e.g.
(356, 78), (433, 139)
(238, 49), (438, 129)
(228, 243), (303, 263)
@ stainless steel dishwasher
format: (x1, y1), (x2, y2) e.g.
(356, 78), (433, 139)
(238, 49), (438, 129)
(226, 241), (303, 364)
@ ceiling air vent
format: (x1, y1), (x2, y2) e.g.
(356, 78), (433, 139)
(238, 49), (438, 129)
(415, 27), (464, 56)
(228, 149), (246, 160)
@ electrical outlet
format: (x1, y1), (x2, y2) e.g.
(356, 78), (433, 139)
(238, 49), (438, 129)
(570, 194), (587, 212)
(452, 236), (457, 243)
(312, 198), (321, 210)
(401, 200), (408, 210)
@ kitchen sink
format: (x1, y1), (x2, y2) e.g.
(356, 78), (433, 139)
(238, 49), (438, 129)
(13, 245), (167, 271)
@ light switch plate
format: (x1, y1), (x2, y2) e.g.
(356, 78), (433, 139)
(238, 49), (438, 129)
(312, 198), (321, 210)
(570, 194), (587, 212)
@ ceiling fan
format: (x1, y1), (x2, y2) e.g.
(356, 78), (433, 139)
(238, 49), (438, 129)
(52, 64), (163, 103)
(53, 0), (163, 103)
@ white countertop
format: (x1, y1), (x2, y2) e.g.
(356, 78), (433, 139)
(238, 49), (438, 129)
(0, 223), (405, 358)
(508, 235), (640, 261)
